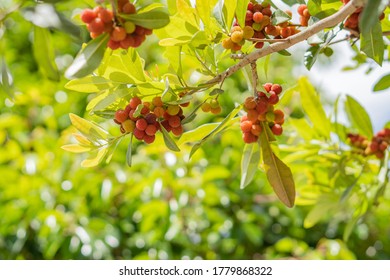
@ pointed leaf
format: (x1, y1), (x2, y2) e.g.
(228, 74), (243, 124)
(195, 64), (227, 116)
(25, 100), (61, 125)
(240, 143), (261, 189)
(303, 45), (321, 70)
(298, 77), (331, 138)
(260, 122), (295, 208)
(119, 8), (170, 29)
(160, 124), (181, 152)
(236, 0), (250, 27)
(65, 34), (109, 79)
(360, 20), (384, 66)
(373, 73), (390, 92)
(345, 95), (373, 138)
(359, 0), (385, 35)
(65, 76), (120, 93)
(81, 147), (108, 168)
(69, 113), (109, 142)
(61, 144), (92, 153)
(33, 26), (60, 81)
(271, 9), (291, 26)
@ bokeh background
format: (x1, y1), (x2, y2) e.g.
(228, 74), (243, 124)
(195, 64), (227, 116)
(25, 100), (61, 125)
(1, 0), (389, 260)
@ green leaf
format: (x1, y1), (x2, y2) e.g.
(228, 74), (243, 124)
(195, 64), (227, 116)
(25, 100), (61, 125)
(160, 123), (181, 152)
(196, 0), (218, 32)
(126, 135), (133, 167)
(298, 77), (331, 138)
(69, 113), (109, 142)
(304, 195), (338, 228)
(119, 49), (146, 82)
(119, 7), (170, 29)
(91, 88), (133, 112)
(33, 26), (59, 81)
(81, 147), (108, 168)
(360, 20), (384, 66)
(303, 45), (321, 70)
(240, 143), (261, 189)
(260, 122), (295, 208)
(222, 0), (237, 29)
(61, 144), (92, 153)
(177, 122), (219, 145)
(271, 9), (291, 26)
(209, 88), (224, 96)
(236, 0), (250, 27)
(373, 73), (390, 92)
(345, 95), (373, 138)
(359, 0), (386, 35)
(65, 76), (120, 93)
(65, 34), (109, 79)
(189, 105), (242, 158)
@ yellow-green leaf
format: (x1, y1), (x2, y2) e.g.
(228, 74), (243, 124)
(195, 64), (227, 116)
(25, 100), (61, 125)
(81, 148), (108, 168)
(65, 76), (119, 93)
(61, 144), (92, 153)
(69, 113), (109, 142)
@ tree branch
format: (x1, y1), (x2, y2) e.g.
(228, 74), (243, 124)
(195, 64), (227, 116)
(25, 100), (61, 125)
(205, 0), (365, 86)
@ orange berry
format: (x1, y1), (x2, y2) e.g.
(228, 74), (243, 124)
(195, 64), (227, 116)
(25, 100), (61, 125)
(231, 30), (244, 43)
(243, 132), (258, 144)
(81, 9), (97, 24)
(98, 8), (113, 23)
(222, 38), (234, 49)
(253, 12), (264, 23)
(129, 97), (142, 109)
(111, 27), (127, 42)
(211, 106), (222, 114)
(271, 124), (283, 136)
(201, 102), (211, 112)
(172, 126), (184, 136)
(240, 121), (253, 133)
(115, 109), (128, 123)
(297, 4), (307, 16)
(136, 118), (148, 131)
(244, 96), (257, 110)
(87, 18), (104, 34)
(145, 124), (157, 136)
(251, 124), (262, 136)
(247, 109), (259, 122)
(123, 3), (136, 14)
(154, 106), (165, 118)
(168, 116), (181, 128)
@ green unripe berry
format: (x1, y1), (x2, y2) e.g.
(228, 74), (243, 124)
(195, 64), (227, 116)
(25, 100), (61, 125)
(266, 111), (275, 122)
(166, 105), (180, 116)
(124, 21), (136, 34)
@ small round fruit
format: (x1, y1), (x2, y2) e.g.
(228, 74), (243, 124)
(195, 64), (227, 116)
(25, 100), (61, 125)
(136, 118), (148, 131)
(98, 8), (113, 23)
(201, 102), (211, 113)
(81, 9), (97, 24)
(122, 119), (135, 133)
(115, 109), (128, 123)
(129, 96), (142, 109)
(124, 21), (136, 34)
(166, 105), (180, 116)
(145, 124), (158, 136)
(231, 30), (244, 43)
(210, 106), (222, 114)
(271, 84), (282, 95)
(168, 115), (181, 128)
(111, 27), (127, 42)
(263, 83), (272, 92)
(251, 124), (262, 136)
(244, 96), (257, 110)
(154, 106), (165, 118)
(240, 121), (253, 133)
(243, 132), (258, 144)
(87, 18), (105, 34)
(297, 4), (307, 16)
(274, 109), (285, 124)
(222, 38), (234, 49)
(107, 39), (120, 50)
(172, 126), (184, 136)
(143, 134), (156, 144)
(242, 26), (255, 40)
(152, 96), (163, 107)
(268, 92), (279, 105)
(266, 111), (275, 122)
(271, 124), (283, 136)
(247, 109), (259, 122)
(122, 2), (136, 14)
(253, 12), (264, 23)
(133, 128), (145, 140)
(210, 99), (220, 109)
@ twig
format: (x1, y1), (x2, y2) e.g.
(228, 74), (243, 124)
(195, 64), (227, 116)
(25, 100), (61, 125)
(204, 0), (365, 86)
(250, 62), (258, 97)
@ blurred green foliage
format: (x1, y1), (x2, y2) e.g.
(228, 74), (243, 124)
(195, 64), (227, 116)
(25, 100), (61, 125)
(0, 0), (389, 260)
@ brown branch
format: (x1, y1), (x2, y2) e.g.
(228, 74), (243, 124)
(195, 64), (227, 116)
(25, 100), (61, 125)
(250, 62), (258, 97)
(205, 0), (366, 86)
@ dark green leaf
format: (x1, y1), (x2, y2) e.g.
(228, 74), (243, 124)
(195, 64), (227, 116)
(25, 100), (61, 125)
(33, 26), (59, 81)
(209, 88), (224, 96)
(360, 20), (384, 66)
(119, 8), (170, 29)
(278, 49), (291, 56)
(260, 122), (295, 208)
(65, 34), (109, 79)
(160, 123), (181, 152)
(304, 45), (321, 70)
(373, 73), (390, 92)
(359, 0), (385, 35)
(240, 143), (261, 189)
(345, 95), (373, 138)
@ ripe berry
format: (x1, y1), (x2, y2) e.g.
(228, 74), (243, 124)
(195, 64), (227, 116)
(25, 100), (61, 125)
(81, 9), (97, 24)
(172, 126), (184, 136)
(154, 106), (165, 118)
(274, 109), (285, 124)
(243, 132), (258, 144)
(129, 96), (142, 109)
(253, 12), (264, 23)
(268, 92), (279, 105)
(87, 18), (105, 34)
(210, 106), (222, 114)
(145, 113), (157, 124)
(244, 97), (257, 110)
(247, 109), (259, 122)
(251, 124), (262, 136)
(242, 26), (255, 40)
(107, 39), (120, 50)
(256, 101), (268, 115)
(115, 109), (128, 123)
(152, 96), (163, 107)
(145, 124), (157, 136)
(143, 134), (156, 144)
(168, 115), (181, 128)
(136, 118), (148, 131)
(122, 119), (135, 133)
(246, 10), (253, 21)
(240, 121), (253, 133)
(123, 2), (136, 14)
(263, 83), (272, 92)
(133, 128), (145, 140)
(370, 141), (379, 152)
(297, 4), (307, 16)
(111, 27), (127, 42)
(271, 124), (283, 136)
(280, 27), (292, 38)
(262, 8), (272, 17)
(98, 8), (113, 23)
(120, 35), (135, 49)
(231, 30), (244, 43)
(271, 84), (282, 95)
(222, 38), (234, 49)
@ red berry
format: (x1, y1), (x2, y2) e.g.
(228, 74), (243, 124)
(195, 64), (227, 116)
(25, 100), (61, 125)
(268, 91), (279, 105)
(243, 132), (258, 144)
(111, 27), (127, 42)
(145, 113), (157, 124)
(247, 109), (259, 122)
(263, 83), (272, 92)
(256, 101), (268, 115)
(274, 109), (285, 124)
(244, 97), (257, 110)
(246, 10), (253, 21)
(133, 128), (145, 140)
(168, 115), (181, 128)
(145, 124), (157, 136)
(87, 18), (105, 34)
(271, 124), (283, 136)
(129, 97), (142, 109)
(143, 134), (156, 144)
(253, 12), (264, 23)
(115, 109), (128, 123)
(136, 118), (148, 131)
(98, 8), (113, 23)
(172, 126), (184, 136)
(81, 9), (97, 24)
(251, 124), (262, 136)
(297, 4), (307, 16)
(271, 84), (282, 95)
(120, 35), (135, 49)
(123, 2), (136, 14)
(240, 121), (253, 133)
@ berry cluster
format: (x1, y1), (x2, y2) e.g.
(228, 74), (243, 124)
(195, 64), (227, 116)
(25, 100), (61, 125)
(297, 4), (311, 27)
(341, 0), (384, 33)
(200, 99), (222, 115)
(240, 83), (285, 144)
(80, 0), (153, 50)
(222, 1), (300, 52)
(347, 128), (390, 159)
(114, 96), (186, 144)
